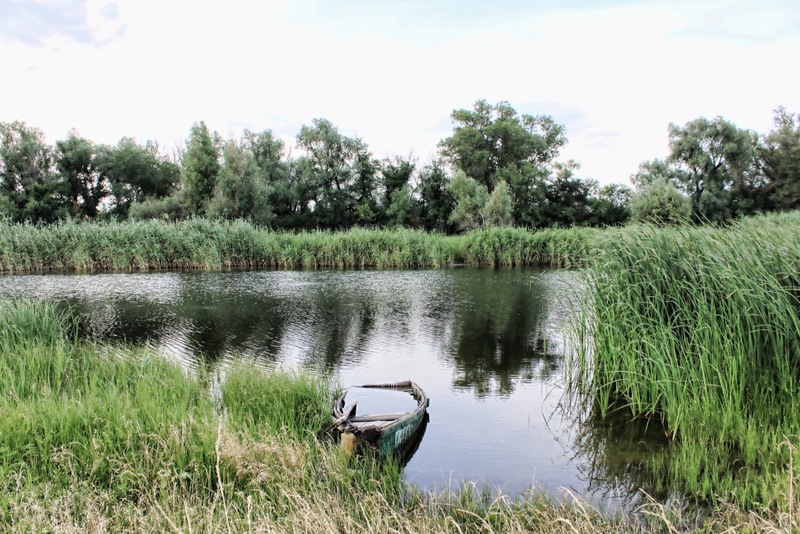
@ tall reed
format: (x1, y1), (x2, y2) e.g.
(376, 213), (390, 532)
(0, 218), (597, 272)
(575, 215), (800, 507)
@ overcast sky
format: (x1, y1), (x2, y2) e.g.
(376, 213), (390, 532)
(2, 0), (799, 185)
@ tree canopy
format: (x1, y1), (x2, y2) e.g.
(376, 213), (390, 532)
(3, 101), (798, 230)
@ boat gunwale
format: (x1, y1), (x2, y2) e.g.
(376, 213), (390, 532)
(332, 380), (429, 438)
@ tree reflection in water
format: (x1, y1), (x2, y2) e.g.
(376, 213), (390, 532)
(446, 269), (562, 397)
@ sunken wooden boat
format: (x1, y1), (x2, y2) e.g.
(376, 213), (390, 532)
(332, 380), (429, 458)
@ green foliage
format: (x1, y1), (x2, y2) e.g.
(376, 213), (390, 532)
(296, 118), (379, 229)
(96, 138), (178, 217)
(0, 121), (67, 223)
(417, 159), (455, 233)
(439, 100), (566, 192)
(385, 184), (420, 228)
(128, 196), (185, 221)
(588, 183), (632, 226)
(535, 161), (594, 227)
(208, 137), (274, 226)
(447, 170), (488, 231)
(629, 178), (691, 224)
(55, 132), (107, 219)
(759, 106), (800, 211)
(629, 159), (683, 190)
(439, 100), (567, 228)
(180, 121), (220, 216)
(668, 116), (759, 221)
(481, 180), (514, 227)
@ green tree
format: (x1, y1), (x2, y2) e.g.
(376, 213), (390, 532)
(496, 163), (547, 227)
(379, 155), (415, 225)
(96, 138), (179, 217)
(535, 161), (593, 227)
(668, 117), (758, 221)
(482, 180), (514, 227)
(242, 129), (306, 229)
(128, 196), (185, 221)
(417, 159), (455, 233)
(180, 121), (220, 216)
(55, 132), (106, 219)
(208, 138), (271, 225)
(629, 178), (692, 224)
(447, 170), (488, 232)
(0, 121), (67, 222)
(385, 184), (420, 227)
(270, 159), (315, 230)
(629, 159), (683, 190)
(439, 100), (566, 193)
(55, 132), (111, 219)
(588, 183), (632, 226)
(759, 106), (800, 211)
(296, 118), (378, 229)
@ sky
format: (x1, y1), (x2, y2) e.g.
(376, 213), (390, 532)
(2, 0), (799, 186)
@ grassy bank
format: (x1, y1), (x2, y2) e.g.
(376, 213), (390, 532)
(5, 300), (790, 532)
(575, 212), (800, 509)
(0, 218), (596, 272)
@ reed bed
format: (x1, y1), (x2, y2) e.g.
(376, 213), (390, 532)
(575, 213), (800, 508)
(0, 218), (597, 272)
(5, 300), (787, 532)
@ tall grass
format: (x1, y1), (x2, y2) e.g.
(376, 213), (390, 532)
(6, 300), (786, 532)
(575, 212), (800, 508)
(0, 218), (598, 272)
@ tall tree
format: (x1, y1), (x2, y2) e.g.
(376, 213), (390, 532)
(209, 138), (269, 224)
(417, 159), (455, 233)
(482, 180), (514, 227)
(439, 100), (566, 193)
(447, 170), (488, 232)
(496, 163), (548, 227)
(96, 138), (179, 217)
(379, 155), (416, 225)
(535, 161), (594, 227)
(385, 184), (420, 228)
(588, 183), (632, 226)
(0, 121), (66, 222)
(55, 132), (109, 219)
(759, 106), (800, 211)
(296, 118), (378, 229)
(180, 121), (220, 216)
(668, 117), (758, 221)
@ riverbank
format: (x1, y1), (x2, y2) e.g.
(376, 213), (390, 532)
(4, 300), (792, 532)
(0, 218), (596, 272)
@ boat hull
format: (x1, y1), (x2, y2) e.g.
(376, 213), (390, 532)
(332, 381), (429, 462)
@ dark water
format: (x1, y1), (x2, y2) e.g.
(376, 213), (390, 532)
(0, 268), (668, 508)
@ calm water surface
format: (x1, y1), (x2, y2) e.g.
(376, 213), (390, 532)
(0, 268), (668, 508)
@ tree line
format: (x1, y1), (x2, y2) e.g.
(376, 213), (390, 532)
(1, 100), (799, 230)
